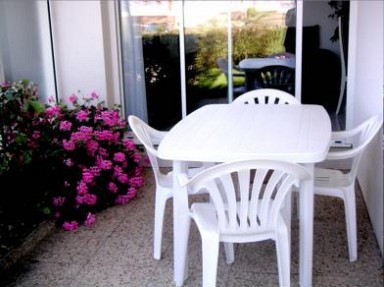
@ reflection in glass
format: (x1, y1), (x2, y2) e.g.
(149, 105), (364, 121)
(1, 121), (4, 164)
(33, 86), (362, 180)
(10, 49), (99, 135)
(119, 1), (295, 129)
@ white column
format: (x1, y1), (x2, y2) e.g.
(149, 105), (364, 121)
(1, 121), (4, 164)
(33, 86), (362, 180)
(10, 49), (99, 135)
(49, 0), (108, 103)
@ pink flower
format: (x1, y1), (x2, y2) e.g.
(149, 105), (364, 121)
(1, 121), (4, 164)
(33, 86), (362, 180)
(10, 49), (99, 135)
(71, 130), (91, 142)
(98, 148), (109, 157)
(76, 181), (88, 195)
(115, 195), (130, 205)
(59, 121), (72, 131)
(133, 153), (141, 163)
(69, 93), (78, 104)
(76, 110), (89, 122)
(83, 193), (97, 205)
(78, 126), (93, 134)
(95, 130), (114, 141)
(96, 157), (113, 170)
(127, 187), (137, 200)
(63, 139), (75, 151)
(32, 131), (41, 139)
(113, 166), (123, 176)
(123, 139), (135, 151)
(89, 166), (101, 177)
(86, 140), (98, 156)
(129, 176), (144, 188)
(46, 106), (61, 118)
(84, 212), (96, 227)
(108, 182), (118, 193)
(82, 170), (94, 183)
(100, 110), (120, 126)
(53, 196), (66, 207)
(64, 158), (74, 167)
(113, 152), (126, 162)
(117, 174), (129, 184)
(63, 221), (78, 231)
(76, 195), (84, 205)
(90, 91), (98, 100)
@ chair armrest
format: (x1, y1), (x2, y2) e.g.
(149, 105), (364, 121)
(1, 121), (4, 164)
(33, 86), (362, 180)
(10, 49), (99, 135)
(326, 149), (356, 160)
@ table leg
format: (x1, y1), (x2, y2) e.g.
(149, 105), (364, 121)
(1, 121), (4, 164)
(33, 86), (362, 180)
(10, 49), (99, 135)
(173, 161), (189, 287)
(299, 163), (314, 287)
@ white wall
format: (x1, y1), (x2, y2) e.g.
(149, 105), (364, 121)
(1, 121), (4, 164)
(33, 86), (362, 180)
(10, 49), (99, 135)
(50, 1), (108, 103)
(347, 1), (384, 255)
(0, 1), (55, 101)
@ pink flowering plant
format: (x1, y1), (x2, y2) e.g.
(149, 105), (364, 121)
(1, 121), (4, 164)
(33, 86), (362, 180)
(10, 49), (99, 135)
(0, 80), (144, 232)
(43, 92), (144, 231)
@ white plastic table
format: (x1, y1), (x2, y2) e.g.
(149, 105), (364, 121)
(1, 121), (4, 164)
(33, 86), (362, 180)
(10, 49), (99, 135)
(158, 104), (331, 287)
(239, 57), (295, 70)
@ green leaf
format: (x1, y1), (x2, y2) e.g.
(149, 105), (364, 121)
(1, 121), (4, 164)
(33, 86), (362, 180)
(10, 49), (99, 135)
(41, 206), (51, 215)
(29, 100), (45, 113)
(15, 133), (28, 144)
(24, 152), (32, 164)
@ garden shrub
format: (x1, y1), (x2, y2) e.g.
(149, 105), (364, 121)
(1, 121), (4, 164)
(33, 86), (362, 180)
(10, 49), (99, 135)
(0, 80), (144, 231)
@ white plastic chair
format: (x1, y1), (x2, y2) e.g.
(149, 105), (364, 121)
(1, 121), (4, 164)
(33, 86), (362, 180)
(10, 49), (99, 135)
(314, 114), (383, 262)
(128, 115), (210, 260)
(179, 159), (310, 287)
(232, 88), (300, 105)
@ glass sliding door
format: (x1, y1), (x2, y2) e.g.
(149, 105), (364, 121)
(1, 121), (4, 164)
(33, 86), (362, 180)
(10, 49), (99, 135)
(183, 1), (230, 113)
(120, 0), (182, 130)
(119, 0), (296, 129)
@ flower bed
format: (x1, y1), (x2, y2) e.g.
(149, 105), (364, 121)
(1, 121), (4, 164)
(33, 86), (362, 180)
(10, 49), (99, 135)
(0, 80), (144, 232)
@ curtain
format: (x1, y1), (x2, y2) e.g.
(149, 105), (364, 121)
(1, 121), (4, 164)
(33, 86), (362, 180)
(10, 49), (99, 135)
(120, 1), (148, 122)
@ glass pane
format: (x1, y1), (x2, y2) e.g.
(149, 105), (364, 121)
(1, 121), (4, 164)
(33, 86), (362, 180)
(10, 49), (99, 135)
(233, 1), (296, 96)
(183, 1), (229, 113)
(120, 1), (296, 129)
(184, 1), (296, 115)
(120, 0), (182, 130)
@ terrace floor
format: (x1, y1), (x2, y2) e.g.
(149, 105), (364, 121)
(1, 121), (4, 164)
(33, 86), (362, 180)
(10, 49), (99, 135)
(1, 167), (383, 287)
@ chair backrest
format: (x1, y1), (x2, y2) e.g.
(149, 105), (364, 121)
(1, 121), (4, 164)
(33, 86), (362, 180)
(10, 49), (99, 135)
(255, 65), (295, 94)
(181, 160), (310, 235)
(233, 88), (300, 105)
(328, 114), (383, 180)
(128, 115), (168, 185)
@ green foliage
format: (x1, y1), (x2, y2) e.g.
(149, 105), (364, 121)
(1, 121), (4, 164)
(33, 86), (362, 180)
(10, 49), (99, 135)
(194, 26), (286, 75)
(0, 80), (45, 174)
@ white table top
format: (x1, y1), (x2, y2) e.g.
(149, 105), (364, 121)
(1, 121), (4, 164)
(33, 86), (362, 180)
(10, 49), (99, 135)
(239, 57), (295, 70)
(158, 104), (331, 164)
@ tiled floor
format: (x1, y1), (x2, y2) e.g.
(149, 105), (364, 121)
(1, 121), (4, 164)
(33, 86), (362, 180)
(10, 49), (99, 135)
(1, 168), (383, 287)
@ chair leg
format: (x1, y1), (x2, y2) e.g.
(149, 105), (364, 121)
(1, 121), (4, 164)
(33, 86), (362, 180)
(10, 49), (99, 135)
(281, 191), (293, 244)
(223, 242), (234, 264)
(201, 233), (220, 287)
(275, 224), (291, 287)
(154, 189), (170, 260)
(343, 186), (357, 262)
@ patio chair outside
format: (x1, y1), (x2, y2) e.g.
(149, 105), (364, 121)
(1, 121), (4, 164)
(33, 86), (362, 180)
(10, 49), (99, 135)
(314, 114), (383, 262)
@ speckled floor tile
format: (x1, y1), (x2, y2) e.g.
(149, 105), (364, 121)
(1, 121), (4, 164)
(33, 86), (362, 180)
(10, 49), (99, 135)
(2, 167), (383, 287)
(11, 261), (83, 287)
